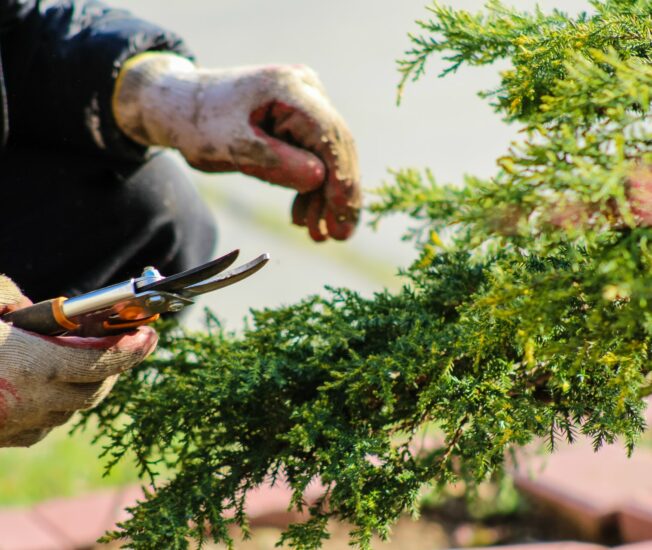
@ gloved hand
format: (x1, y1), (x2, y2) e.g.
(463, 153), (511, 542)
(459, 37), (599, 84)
(0, 276), (157, 447)
(112, 53), (361, 242)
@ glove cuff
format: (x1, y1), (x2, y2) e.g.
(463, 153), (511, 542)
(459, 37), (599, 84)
(112, 52), (197, 147)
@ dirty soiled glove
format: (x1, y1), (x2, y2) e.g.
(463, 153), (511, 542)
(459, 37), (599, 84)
(0, 276), (157, 447)
(112, 53), (361, 242)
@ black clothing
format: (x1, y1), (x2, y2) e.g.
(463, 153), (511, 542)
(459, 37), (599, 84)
(0, 1), (215, 299)
(0, 149), (216, 302)
(0, 0), (193, 158)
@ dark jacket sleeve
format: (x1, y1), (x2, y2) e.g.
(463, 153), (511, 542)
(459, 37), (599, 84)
(0, 0), (33, 30)
(0, 0), (194, 159)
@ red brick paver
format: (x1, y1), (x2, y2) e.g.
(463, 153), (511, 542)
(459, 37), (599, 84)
(512, 440), (652, 541)
(460, 543), (606, 550)
(31, 489), (121, 549)
(0, 507), (67, 550)
(243, 478), (326, 528)
(620, 494), (652, 544)
(1, 436), (652, 550)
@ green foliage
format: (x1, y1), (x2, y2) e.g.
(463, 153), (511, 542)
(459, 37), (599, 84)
(398, 0), (652, 118)
(81, 0), (652, 547)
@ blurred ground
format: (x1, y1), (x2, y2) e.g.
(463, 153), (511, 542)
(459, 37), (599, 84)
(200, 519), (450, 550)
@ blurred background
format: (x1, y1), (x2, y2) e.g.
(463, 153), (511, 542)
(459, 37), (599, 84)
(0, 0), (604, 548)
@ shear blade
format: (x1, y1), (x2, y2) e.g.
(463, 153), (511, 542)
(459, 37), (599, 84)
(139, 249), (240, 293)
(181, 253), (270, 297)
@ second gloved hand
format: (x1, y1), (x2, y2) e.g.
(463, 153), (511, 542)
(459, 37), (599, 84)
(0, 275), (157, 447)
(112, 53), (361, 242)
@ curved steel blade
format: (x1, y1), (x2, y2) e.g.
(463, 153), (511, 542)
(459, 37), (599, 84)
(138, 249), (240, 293)
(180, 253), (270, 297)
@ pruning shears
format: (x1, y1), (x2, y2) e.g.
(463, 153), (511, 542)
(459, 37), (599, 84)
(2, 250), (269, 336)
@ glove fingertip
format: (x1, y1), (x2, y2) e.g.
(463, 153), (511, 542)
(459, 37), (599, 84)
(113, 326), (158, 358)
(309, 225), (329, 242)
(306, 192), (328, 242)
(292, 193), (311, 226)
(325, 209), (357, 240)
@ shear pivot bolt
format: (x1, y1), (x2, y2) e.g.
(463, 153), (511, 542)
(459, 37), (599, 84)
(168, 301), (184, 312)
(146, 296), (165, 307)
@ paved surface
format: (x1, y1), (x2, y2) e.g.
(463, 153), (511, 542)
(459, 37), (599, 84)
(1, 475), (652, 549)
(3, 402), (652, 549)
(511, 400), (652, 544)
(0, 483), (309, 549)
(513, 441), (652, 542)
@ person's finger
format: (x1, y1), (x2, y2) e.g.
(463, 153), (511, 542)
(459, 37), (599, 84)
(269, 102), (321, 151)
(325, 207), (358, 241)
(240, 129), (325, 192)
(187, 129), (325, 193)
(292, 192), (311, 227)
(229, 103), (327, 192)
(267, 101), (361, 239)
(305, 192), (328, 242)
(35, 326), (158, 383)
(315, 129), (360, 240)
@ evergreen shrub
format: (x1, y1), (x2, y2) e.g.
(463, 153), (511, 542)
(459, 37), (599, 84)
(81, 1), (652, 547)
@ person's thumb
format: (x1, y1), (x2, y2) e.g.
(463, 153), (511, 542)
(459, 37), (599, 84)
(8, 326), (159, 384)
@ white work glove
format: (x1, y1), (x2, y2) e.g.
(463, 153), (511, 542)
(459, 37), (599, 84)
(0, 276), (157, 447)
(112, 53), (361, 242)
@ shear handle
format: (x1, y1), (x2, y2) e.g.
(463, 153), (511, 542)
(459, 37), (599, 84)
(3, 297), (79, 336)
